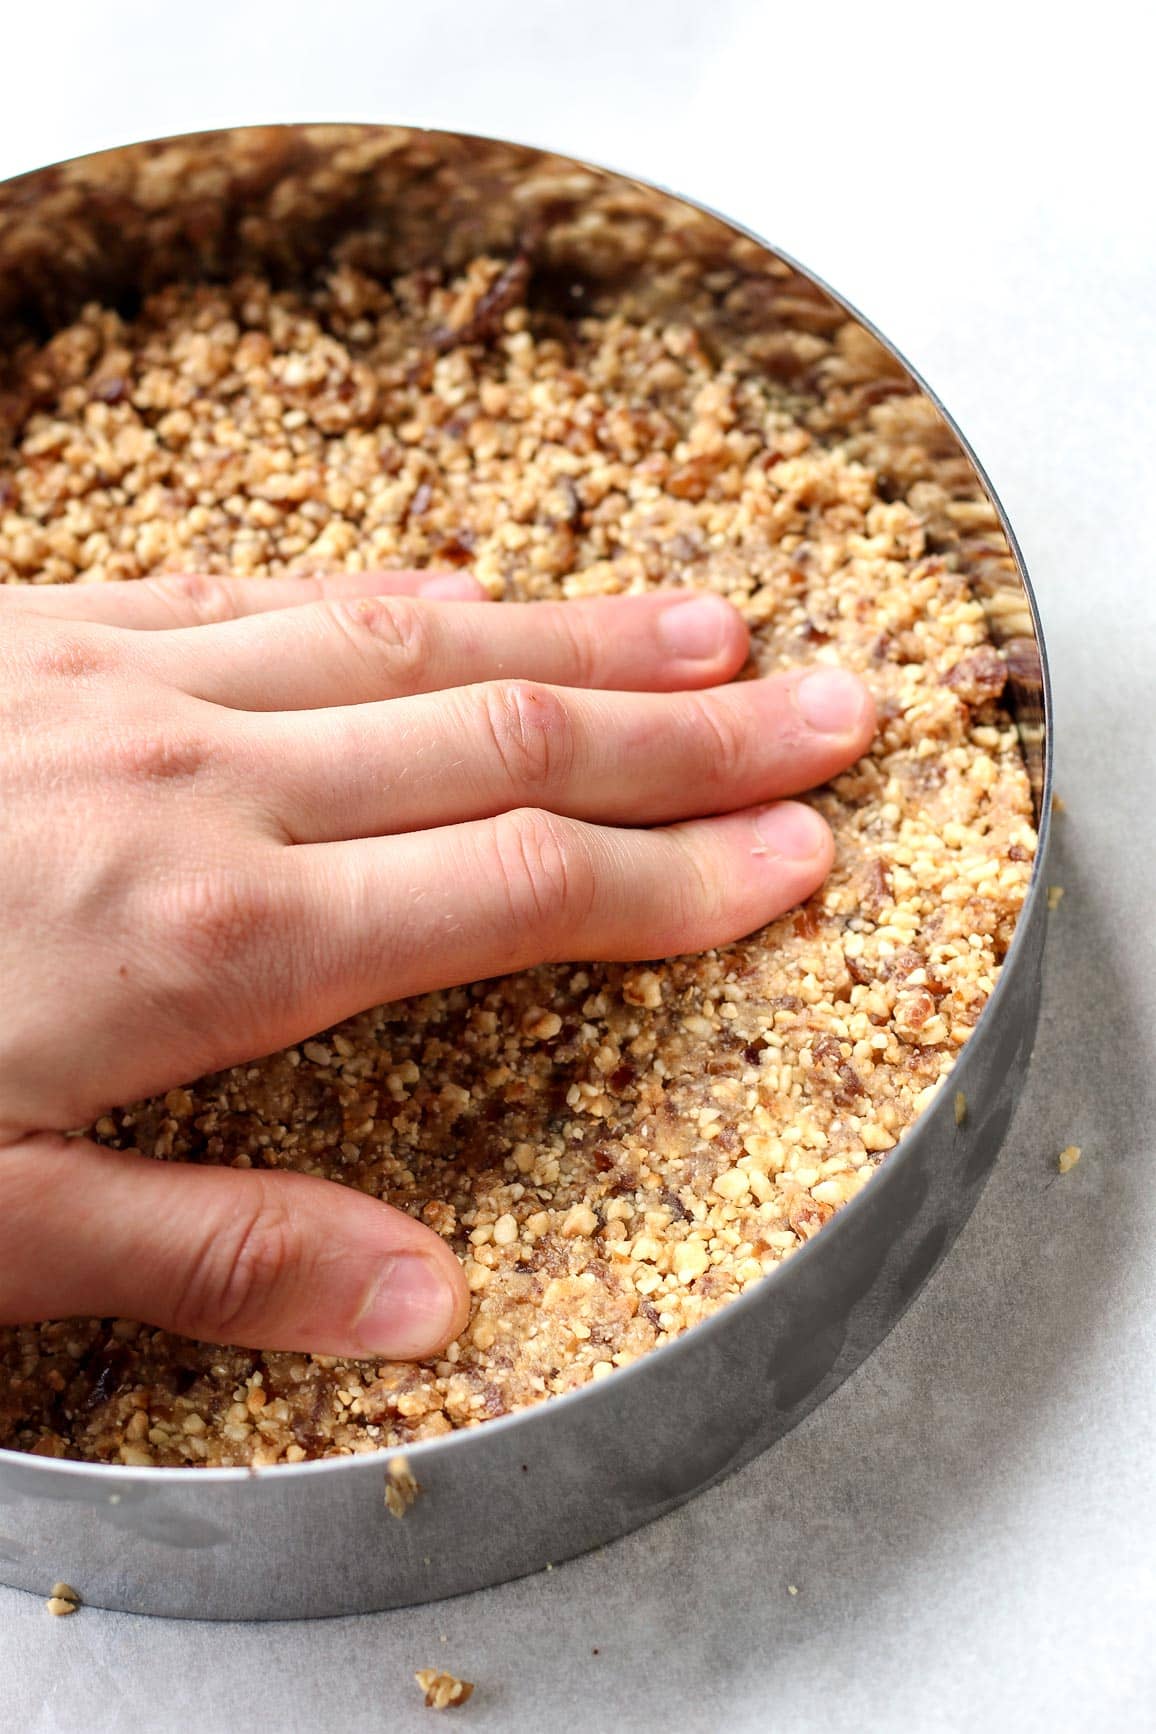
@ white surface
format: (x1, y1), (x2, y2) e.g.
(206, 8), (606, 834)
(3, 3), (1155, 1728)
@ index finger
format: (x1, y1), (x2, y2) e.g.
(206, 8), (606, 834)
(0, 568), (485, 629)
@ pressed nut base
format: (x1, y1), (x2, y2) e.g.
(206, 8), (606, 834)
(0, 251), (1035, 1467)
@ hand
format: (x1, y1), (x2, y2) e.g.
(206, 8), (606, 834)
(0, 571), (874, 1359)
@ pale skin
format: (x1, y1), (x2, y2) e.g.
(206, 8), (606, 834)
(0, 572), (875, 1361)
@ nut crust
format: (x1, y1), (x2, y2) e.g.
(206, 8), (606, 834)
(0, 252), (1035, 1466)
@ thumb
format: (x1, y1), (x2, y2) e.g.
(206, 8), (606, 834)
(0, 1135), (469, 1358)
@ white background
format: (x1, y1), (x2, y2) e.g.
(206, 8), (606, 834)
(3, 3), (1155, 1729)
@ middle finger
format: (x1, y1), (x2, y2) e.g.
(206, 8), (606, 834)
(249, 667), (875, 843)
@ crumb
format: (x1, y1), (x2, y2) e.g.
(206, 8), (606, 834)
(954, 1091), (967, 1127)
(45, 1582), (80, 1616)
(1051, 793), (1066, 814)
(1057, 1145), (1082, 1174)
(1047, 886), (1065, 911)
(415, 1669), (475, 1710)
(385, 1453), (421, 1518)
(787, 1584), (799, 1596)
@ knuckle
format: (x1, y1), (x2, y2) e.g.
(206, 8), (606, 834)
(667, 828), (723, 934)
(477, 679), (574, 793)
(26, 624), (117, 682)
(156, 870), (276, 974)
(170, 1186), (298, 1340)
(145, 572), (239, 625)
(550, 605), (600, 688)
(685, 691), (749, 786)
(327, 595), (430, 685)
(109, 727), (215, 784)
(489, 806), (595, 939)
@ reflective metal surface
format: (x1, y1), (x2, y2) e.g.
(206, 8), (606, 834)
(0, 125), (1052, 1618)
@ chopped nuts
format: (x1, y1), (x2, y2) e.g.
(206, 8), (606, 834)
(672, 1241), (710, 1283)
(1057, 1145), (1082, 1174)
(713, 1168), (751, 1202)
(415, 1669), (475, 1710)
(622, 970), (664, 1010)
(492, 1213), (518, 1247)
(0, 235), (1034, 1468)
(561, 1203), (599, 1238)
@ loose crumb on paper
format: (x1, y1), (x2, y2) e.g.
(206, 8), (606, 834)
(415, 1669), (475, 1710)
(1047, 885), (1065, 911)
(1051, 793), (1066, 814)
(1058, 1145), (1082, 1174)
(46, 1582), (81, 1616)
(954, 1091), (967, 1127)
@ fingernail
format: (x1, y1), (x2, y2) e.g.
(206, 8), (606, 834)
(795, 668), (865, 735)
(658, 594), (733, 660)
(752, 802), (828, 860)
(418, 573), (481, 600)
(356, 1254), (460, 1357)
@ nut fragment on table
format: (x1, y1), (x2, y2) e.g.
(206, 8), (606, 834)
(415, 1669), (475, 1710)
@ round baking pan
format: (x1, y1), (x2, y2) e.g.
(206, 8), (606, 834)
(0, 125), (1052, 1620)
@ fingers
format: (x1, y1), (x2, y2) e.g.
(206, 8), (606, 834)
(290, 800), (835, 1020)
(0, 1135), (469, 1357)
(260, 667), (875, 843)
(141, 590), (751, 709)
(0, 568), (484, 629)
